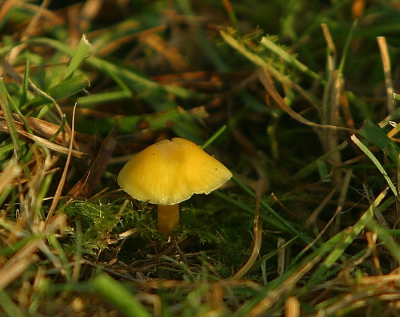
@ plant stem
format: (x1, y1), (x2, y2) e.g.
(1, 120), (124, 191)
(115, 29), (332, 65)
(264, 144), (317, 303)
(158, 204), (179, 234)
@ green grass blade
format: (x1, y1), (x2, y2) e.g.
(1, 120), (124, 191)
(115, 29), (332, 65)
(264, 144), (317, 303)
(64, 34), (91, 80)
(358, 121), (400, 164)
(8, 91), (33, 134)
(201, 125), (227, 149)
(223, 0), (239, 30)
(27, 37), (201, 100)
(48, 115), (66, 142)
(77, 61), (132, 107)
(34, 169), (56, 219)
(212, 191), (291, 233)
(0, 290), (25, 317)
(389, 120), (400, 131)
(25, 37), (205, 138)
(337, 20), (357, 75)
(234, 230), (347, 317)
(0, 78), (21, 157)
(77, 90), (132, 107)
(72, 221), (83, 283)
(46, 234), (72, 282)
(76, 107), (208, 135)
(351, 134), (397, 197)
(91, 274), (151, 317)
(177, 0), (229, 73)
(305, 187), (388, 288)
(231, 176), (313, 245)
(293, 141), (348, 180)
(366, 218), (400, 265)
(220, 30), (321, 108)
(18, 59), (30, 108)
(0, 236), (32, 257)
(260, 36), (322, 82)
(316, 159), (331, 182)
(24, 73), (90, 110)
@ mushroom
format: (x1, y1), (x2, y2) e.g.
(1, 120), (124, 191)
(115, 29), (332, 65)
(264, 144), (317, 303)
(117, 137), (232, 234)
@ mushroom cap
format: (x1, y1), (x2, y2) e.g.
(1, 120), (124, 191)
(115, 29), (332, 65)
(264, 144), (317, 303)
(117, 138), (232, 205)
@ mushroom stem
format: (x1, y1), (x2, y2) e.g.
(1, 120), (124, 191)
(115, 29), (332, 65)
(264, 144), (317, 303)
(157, 204), (179, 234)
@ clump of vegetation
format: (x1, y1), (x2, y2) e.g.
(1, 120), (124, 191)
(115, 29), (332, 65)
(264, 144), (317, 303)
(1, 0), (400, 316)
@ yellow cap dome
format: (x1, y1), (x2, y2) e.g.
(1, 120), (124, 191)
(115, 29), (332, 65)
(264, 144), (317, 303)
(117, 138), (232, 205)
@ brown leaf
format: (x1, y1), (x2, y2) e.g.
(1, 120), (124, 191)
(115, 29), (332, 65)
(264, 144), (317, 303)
(0, 110), (97, 158)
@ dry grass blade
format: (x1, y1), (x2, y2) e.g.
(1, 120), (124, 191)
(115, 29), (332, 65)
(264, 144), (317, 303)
(0, 158), (21, 194)
(79, 0), (103, 33)
(319, 289), (400, 316)
(27, 80), (72, 135)
(140, 33), (190, 72)
(377, 36), (395, 114)
(365, 232), (382, 275)
(320, 23), (344, 184)
(0, 239), (41, 290)
(305, 180), (342, 227)
(258, 69), (353, 132)
(0, 214), (65, 290)
(331, 168), (353, 234)
(0, 110), (95, 158)
(0, 0), (17, 23)
(232, 180), (264, 279)
(1, 1), (399, 316)
(45, 105), (77, 224)
(248, 252), (324, 317)
(4, 0), (74, 139)
(16, 113), (96, 154)
(7, 0), (52, 64)
(0, 80), (21, 157)
(0, 119), (88, 158)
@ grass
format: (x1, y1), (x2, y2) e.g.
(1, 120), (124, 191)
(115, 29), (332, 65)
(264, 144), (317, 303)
(1, 0), (400, 316)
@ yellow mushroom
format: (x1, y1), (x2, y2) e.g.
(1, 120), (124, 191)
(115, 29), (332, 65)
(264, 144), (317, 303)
(117, 138), (232, 234)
